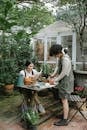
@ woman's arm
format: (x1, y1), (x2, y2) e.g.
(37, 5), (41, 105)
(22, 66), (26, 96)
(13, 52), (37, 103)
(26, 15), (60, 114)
(50, 66), (58, 78)
(50, 58), (59, 77)
(55, 58), (71, 82)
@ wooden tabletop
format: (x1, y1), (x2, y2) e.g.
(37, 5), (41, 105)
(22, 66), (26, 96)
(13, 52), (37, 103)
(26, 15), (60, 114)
(17, 82), (57, 91)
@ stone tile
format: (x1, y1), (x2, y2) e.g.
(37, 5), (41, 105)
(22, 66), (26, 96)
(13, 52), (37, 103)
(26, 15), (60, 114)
(38, 111), (87, 130)
(0, 122), (25, 130)
(0, 111), (87, 130)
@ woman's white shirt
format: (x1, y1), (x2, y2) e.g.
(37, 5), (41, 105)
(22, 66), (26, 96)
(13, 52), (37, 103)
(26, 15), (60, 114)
(20, 69), (42, 79)
(20, 69), (38, 77)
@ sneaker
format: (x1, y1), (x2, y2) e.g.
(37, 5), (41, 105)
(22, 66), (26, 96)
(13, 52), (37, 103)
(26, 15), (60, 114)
(38, 104), (46, 114)
(54, 119), (68, 126)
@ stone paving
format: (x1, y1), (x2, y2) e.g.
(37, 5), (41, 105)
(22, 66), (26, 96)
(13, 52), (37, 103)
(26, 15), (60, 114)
(0, 91), (87, 130)
(0, 121), (25, 130)
(0, 111), (87, 130)
(38, 114), (87, 130)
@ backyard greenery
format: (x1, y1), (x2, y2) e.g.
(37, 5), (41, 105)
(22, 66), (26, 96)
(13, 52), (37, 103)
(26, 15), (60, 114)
(0, 1), (87, 128)
(0, 0), (55, 88)
(57, 0), (87, 54)
(41, 63), (52, 78)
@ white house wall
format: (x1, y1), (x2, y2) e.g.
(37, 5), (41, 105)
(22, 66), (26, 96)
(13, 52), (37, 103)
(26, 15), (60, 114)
(33, 21), (78, 70)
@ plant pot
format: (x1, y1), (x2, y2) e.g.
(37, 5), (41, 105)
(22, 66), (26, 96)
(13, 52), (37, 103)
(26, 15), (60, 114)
(24, 77), (36, 85)
(4, 84), (14, 93)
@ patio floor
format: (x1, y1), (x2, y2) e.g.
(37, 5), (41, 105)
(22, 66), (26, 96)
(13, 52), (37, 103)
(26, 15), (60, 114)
(38, 111), (87, 130)
(0, 110), (87, 130)
(0, 90), (87, 130)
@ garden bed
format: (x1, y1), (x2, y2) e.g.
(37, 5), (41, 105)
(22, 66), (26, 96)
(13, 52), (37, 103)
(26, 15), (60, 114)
(0, 90), (23, 124)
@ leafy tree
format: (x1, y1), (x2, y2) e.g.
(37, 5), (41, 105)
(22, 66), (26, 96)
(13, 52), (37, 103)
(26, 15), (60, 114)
(17, 0), (40, 2)
(0, 0), (17, 44)
(0, 0), (55, 86)
(58, 0), (73, 5)
(57, 0), (87, 54)
(0, 0), (55, 44)
(10, 2), (55, 35)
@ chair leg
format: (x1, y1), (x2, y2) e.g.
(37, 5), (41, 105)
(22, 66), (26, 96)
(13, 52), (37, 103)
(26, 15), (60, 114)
(77, 101), (87, 120)
(69, 101), (87, 122)
(78, 109), (87, 120)
(68, 109), (79, 122)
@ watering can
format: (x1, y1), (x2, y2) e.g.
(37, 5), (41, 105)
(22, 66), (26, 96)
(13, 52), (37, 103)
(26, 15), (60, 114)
(16, 75), (24, 87)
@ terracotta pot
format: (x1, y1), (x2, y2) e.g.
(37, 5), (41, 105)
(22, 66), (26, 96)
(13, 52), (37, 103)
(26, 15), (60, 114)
(4, 84), (14, 93)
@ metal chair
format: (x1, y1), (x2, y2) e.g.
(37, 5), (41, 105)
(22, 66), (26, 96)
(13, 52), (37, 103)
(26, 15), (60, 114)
(68, 86), (87, 122)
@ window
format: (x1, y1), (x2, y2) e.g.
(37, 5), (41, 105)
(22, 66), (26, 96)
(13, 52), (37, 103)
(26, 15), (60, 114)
(35, 39), (44, 61)
(83, 47), (87, 55)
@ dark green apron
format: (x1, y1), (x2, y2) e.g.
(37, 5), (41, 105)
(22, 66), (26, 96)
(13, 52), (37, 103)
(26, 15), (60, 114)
(57, 58), (74, 99)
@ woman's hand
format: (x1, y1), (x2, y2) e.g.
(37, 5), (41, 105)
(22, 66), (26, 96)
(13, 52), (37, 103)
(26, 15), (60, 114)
(48, 77), (55, 85)
(50, 75), (54, 78)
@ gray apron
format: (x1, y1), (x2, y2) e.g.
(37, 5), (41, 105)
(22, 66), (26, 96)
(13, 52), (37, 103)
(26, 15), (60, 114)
(57, 58), (74, 99)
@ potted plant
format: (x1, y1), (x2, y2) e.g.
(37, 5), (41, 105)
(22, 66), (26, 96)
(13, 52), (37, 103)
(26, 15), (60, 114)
(0, 59), (18, 93)
(41, 63), (51, 79)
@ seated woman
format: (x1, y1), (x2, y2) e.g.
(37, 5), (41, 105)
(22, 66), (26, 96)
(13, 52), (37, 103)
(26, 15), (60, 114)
(19, 60), (46, 114)
(20, 60), (41, 81)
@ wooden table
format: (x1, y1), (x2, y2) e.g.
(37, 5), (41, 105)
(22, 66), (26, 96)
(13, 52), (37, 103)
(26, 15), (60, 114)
(17, 81), (56, 111)
(17, 82), (62, 126)
(18, 81), (55, 91)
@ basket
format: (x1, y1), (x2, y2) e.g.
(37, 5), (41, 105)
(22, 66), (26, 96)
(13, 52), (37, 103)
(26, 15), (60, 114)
(24, 77), (36, 85)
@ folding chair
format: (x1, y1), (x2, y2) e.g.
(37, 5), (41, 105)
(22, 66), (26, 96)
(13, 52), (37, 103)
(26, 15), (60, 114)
(68, 85), (87, 122)
(68, 94), (87, 122)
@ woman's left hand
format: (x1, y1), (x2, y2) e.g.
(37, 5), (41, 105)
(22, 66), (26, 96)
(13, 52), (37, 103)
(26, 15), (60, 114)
(49, 78), (55, 85)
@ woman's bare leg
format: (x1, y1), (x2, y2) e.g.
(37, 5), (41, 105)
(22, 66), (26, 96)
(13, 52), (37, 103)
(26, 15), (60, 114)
(61, 98), (69, 119)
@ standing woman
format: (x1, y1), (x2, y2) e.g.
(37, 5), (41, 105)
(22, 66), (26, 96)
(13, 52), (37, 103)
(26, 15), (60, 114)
(49, 44), (74, 126)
